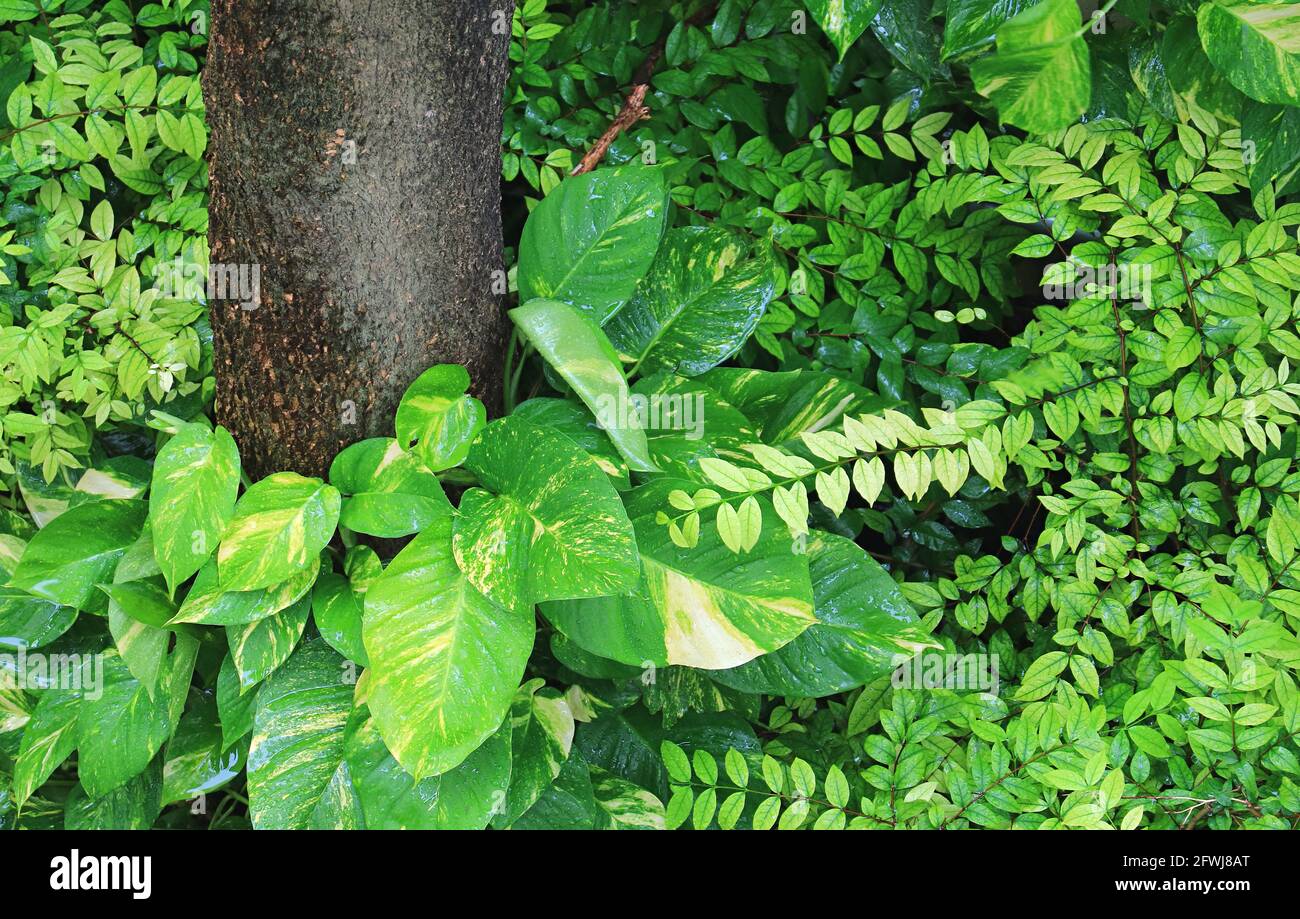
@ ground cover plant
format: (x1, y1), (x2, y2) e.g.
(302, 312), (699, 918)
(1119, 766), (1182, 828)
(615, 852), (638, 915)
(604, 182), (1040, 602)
(0, 0), (1299, 830)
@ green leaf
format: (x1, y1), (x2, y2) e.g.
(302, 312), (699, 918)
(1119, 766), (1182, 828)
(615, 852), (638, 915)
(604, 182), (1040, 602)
(1129, 725), (1171, 759)
(13, 688), (80, 806)
(343, 707), (512, 829)
(492, 679), (575, 827)
(76, 638), (198, 798)
(216, 653), (257, 752)
(544, 479), (815, 670)
(942, 0), (1038, 59)
(161, 696), (244, 805)
(65, 760), (162, 830)
(149, 423), (240, 594)
(512, 397), (630, 487)
(591, 767), (666, 829)
(0, 1), (38, 24)
(89, 199), (113, 241)
(517, 166), (669, 323)
(577, 708), (760, 801)
(394, 365), (486, 472)
(217, 472), (340, 592)
(452, 416), (640, 611)
(246, 638), (360, 830)
(1014, 650), (1070, 701)
(605, 227), (775, 379)
(661, 740), (692, 784)
(329, 437), (451, 537)
(1164, 326), (1201, 371)
(10, 499), (147, 609)
(101, 579), (175, 694)
(170, 557), (319, 627)
(511, 297), (657, 472)
(311, 572), (368, 666)
(1198, 1), (1300, 105)
(701, 367), (891, 444)
(970, 0), (1090, 132)
(805, 0), (884, 60)
(713, 532), (940, 696)
(364, 515), (534, 779)
(225, 594), (312, 691)
(28, 35), (56, 72)
(0, 589), (76, 651)
(511, 749), (601, 830)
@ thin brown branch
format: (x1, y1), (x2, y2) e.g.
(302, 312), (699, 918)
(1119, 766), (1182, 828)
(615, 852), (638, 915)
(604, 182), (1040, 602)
(571, 4), (716, 175)
(571, 82), (652, 176)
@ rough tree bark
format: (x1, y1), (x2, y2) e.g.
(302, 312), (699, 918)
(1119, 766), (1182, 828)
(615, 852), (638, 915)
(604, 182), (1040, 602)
(204, 1), (511, 479)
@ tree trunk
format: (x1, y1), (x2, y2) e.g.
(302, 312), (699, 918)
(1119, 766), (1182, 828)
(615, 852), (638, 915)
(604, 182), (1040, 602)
(204, 1), (511, 479)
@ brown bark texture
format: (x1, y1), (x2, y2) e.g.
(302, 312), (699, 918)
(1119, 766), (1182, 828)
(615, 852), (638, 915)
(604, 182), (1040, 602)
(204, 0), (512, 479)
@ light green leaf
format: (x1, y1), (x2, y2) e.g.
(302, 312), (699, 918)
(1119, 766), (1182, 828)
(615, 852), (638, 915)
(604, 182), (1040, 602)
(101, 579), (175, 694)
(0, 589), (75, 651)
(394, 364), (486, 472)
(149, 423), (240, 594)
(1198, 1), (1300, 105)
(246, 638), (360, 830)
(452, 416), (640, 611)
(492, 679), (575, 827)
(13, 688), (80, 807)
(329, 437), (451, 537)
(76, 638), (198, 798)
(311, 572), (368, 666)
(543, 479), (815, 670)
(10, 499), (147, 609)
(510, 298), (658, 472)
(170, 556), (319, 626)
(364, 515), (534, 779)
(591, 767), (666, 829)
(217, 472), (340, 592)
(970, 0), (1090, 132)
(714, 532), (939, 696)
(225, 595), (312, 692)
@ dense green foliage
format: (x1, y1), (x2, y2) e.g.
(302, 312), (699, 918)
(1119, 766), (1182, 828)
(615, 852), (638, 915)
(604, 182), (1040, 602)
(3, 0), (1300, 830)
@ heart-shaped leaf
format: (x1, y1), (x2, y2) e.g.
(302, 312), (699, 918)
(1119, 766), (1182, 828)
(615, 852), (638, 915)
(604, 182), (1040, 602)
(329, 437), (451, 537)
(394, 365), (487, 472)
(148, 423), (240, 594)
(364, 515), (533, 779)
(713, 532), (940, 696)
(543, 479), (815, 670)
(452, 416), (640, 611)
(517, 166), (669, 323)
(604, 227), (775, 380)
(217, 473), (339, 592)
